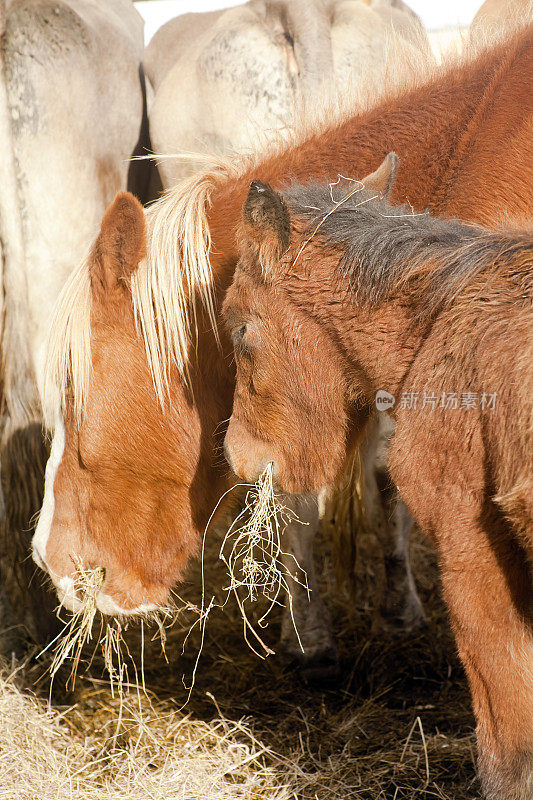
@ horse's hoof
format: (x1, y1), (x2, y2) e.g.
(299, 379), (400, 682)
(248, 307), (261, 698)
(373, 601), (427, 637)
(279, 640), (340, 684)
(300, 649), (341, 684)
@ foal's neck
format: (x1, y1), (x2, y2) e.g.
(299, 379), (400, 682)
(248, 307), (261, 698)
(291, 216), (530, 403)
(286, 248), (424, 399)
(340, 302), (423, 399)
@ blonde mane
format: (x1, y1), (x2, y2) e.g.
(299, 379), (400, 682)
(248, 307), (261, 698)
(41, 20), (530, 429)
(132, 157), (235, 404)
(42, 154), (236, 427)
(43, 250), (92, 428)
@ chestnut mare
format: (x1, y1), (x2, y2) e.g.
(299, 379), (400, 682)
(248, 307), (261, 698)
(32, 26), (532, 664)
(222, 161), (533, 800)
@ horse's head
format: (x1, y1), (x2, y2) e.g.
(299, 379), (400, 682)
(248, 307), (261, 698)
(222, 183), (350, 495)
(223, 155), (397, 494)
(32, 193), (200, 615)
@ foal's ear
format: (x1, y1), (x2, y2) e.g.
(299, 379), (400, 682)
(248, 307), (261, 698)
(361, 152), (399, 200)
(243, 181), (290, 273)
(90, 192), (146, 301)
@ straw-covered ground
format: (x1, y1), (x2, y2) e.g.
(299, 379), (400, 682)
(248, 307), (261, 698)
(0, 514), (479, 800)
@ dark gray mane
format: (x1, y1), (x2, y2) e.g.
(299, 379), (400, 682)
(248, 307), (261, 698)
(282, 180), (532, 319)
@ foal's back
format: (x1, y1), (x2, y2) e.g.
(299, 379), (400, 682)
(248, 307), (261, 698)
(401, 235), (533, 550)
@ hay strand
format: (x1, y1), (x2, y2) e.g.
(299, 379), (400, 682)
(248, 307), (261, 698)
(218, 463), (307, 658)
(46, 561), (104, 690)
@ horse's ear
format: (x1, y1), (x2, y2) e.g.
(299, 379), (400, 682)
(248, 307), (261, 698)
(361, 152), (399, 200)
(90, 192), (146, 301)
(243, 181), (290, 275)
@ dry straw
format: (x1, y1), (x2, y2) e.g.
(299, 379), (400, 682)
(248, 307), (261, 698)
(42, 465), (306, 705)
(0, 664), (293, 800)
(40, 559), (175, 719)
(181, 464), (308, 700)
(45, 560), (104, 690)
(217, 463), (307, 657)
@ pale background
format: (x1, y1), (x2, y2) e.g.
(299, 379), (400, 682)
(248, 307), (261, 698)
(135, 0), (484, 44)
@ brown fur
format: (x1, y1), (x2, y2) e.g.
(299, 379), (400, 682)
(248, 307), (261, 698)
(38, 27), (533, 623)
(223, 171), (533, 800)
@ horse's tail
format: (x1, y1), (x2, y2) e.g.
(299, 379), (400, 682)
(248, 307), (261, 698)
(279, 0), (334, 103)
(0, 0), (37, 427)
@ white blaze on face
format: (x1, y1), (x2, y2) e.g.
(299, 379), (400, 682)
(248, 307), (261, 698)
(32, 411), (65, 572)
(95, 593), (159, 616)
(31, 411), (161, 617)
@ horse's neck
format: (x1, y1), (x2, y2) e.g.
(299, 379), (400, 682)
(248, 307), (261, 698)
(284, 249), (420, 399)
(208, 27), (532, 288)
(329, 300), (420, 400)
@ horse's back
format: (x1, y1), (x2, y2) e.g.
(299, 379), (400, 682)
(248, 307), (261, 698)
(439, 24), (533, 229)
(143, 9), (224, 92)
(327, 0), (430, 91)
(147, 0), (430, 187)
(471, 0), (533, 39)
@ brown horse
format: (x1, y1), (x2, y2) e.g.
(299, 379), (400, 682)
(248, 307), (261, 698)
(32, 25), (532, 641)
(222, 159), (533, 800)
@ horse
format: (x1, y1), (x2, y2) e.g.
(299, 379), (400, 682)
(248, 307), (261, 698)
(143, 0), (429, 187)
(142, 0), (431, 664)
(31, 23), (532, 672)
(0, 0), (146, 648)
(471, 0), (533, 38)
(221, 156), (533, 800)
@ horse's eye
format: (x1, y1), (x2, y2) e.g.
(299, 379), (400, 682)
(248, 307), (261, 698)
(232, 324), (247, 345)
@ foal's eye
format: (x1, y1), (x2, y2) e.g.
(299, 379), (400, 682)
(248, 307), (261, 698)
(232, 324), (247, 346)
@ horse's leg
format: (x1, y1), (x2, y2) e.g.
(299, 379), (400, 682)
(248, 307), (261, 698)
(278, 493), (339, 679)
(373, 482), (426, 633)
(437, 506), (533, 800)
(363, 417), (425, 634)
(0, 419), (61, 654)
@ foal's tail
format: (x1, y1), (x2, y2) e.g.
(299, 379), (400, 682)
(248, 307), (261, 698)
(494, 437), (533, 562)
(324, 450), (366, 594)
(0, 1), (37, 427)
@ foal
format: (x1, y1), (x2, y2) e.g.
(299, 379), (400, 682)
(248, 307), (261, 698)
(223, 155), (533, 800)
